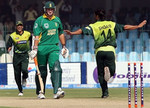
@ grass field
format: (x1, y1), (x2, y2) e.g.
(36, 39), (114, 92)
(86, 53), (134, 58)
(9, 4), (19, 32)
(0, 88), (150, 108)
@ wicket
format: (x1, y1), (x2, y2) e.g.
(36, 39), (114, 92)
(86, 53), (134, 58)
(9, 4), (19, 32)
(128, 63), (144, 108)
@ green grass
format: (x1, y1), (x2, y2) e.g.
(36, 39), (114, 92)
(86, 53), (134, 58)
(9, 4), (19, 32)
(0, 88), (150, 100)
(0, 106), (14, 108)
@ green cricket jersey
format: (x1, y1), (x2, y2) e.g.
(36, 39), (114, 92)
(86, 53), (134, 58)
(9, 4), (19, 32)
(7, 31), (31, 53)
(82, 20), (124, 54)
(33, 14), (64, 46)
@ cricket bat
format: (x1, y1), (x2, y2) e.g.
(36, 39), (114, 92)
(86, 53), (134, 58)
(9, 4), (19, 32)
(34, 57), (44, 94)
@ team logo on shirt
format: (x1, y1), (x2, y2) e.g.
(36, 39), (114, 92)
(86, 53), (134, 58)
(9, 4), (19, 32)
(34, 23), (38, 28)
(44, 23), (49, 29)
(15, 37), (19, 40)
(55, 22), (58, 27)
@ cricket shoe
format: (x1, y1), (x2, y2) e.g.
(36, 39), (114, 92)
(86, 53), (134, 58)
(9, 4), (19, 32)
(53, 88), (65, 99)
(101, 89), (109, 98)
(37, 93), (45, 99)
(22, 79), (27, 87)
(104, 66), (111, 82)
(101, 94), (109, 98)
(18, 92), (23, 96)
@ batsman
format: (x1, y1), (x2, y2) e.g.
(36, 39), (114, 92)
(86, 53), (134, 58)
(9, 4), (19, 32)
(30, 1), (68, 99)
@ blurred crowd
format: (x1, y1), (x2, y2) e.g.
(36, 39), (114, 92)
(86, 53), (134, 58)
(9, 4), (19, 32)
(0, 0), (150, 41)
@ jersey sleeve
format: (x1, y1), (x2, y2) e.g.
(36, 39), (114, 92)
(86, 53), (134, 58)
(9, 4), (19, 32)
(57, 17), (64, 35)
(33, 17), (42, 36)
(81, 26), (93, 35)
(114, 23), (125, 33)
(6, 36), (13, 50)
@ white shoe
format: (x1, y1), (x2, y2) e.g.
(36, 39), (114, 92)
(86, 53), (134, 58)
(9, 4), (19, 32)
(53, 88), (65, 99)
(104, 67), (111, 82)
(22, 79), (27, 87)
(107, 76), (114, 83)
(18, 92), (23, 96)
(37, 93), (45, 99)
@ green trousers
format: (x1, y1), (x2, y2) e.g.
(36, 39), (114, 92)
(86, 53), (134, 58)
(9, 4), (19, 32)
(96, 51), (115, 95)
(35, 44), (62, 95)
(13, 53), (29, 92)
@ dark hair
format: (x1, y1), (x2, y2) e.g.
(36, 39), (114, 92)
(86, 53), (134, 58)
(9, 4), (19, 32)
(95, 9), (106, 20)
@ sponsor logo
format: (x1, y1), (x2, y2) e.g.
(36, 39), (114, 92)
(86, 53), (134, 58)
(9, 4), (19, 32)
(113, 73), (150, 79)
(28, 67), (36, 72)
(47, 29), (56, 35)
(93, 67), (150, 83)
(17, 40), (27, 44)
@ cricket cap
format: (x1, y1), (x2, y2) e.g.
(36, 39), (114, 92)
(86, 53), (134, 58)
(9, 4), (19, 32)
(16, 21), (23, 26)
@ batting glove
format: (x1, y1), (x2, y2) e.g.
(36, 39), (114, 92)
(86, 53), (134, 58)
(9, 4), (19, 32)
(29, 50), (37, 59)
(29, 46), (38, 59)
(61, 47), (69, 58)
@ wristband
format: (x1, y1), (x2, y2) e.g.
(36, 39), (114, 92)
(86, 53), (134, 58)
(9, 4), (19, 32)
(62, 44), (66, 48)
(33, 46), (38, 50)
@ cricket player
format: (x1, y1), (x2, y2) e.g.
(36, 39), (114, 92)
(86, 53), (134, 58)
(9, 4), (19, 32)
(30, 1), (68, 99)
(65, 9), (147, 98)
(6, 21), (32, 96)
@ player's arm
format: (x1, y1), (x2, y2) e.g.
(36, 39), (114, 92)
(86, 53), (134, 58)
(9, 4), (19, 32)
(32, 18), (41, 50)
(64, 29), (83, 35)
(59, 33), (66, 48)
(65, 26), (93, 36)
(6, 36), (13, 52)
(33, 36), (39, 50)
(59, 33), (69, 58)
(124, 20), (147, 30)
(29, 36), (39, 59)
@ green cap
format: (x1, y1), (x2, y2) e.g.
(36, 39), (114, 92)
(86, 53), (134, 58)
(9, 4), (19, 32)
(16, 21), (23, 26)
(44, 1), (55, 9)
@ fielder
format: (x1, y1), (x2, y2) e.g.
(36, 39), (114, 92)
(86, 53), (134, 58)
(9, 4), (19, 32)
(6, 21), (32, 96)
(30, 1), (68, 99)
(65, 9), (146, 98)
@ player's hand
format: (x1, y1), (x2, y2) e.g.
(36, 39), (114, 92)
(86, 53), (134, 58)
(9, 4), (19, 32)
(64, 30), (72, 35)
(138, 20), (147, 28)
(29, 50), (37, 59)
(61, 46), (69, 58)
(8, 47), (12, 52)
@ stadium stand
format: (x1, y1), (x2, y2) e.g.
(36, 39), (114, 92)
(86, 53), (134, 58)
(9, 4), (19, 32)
(59, 54), (69, 62)
(70, 52), (80, 62)
(89, 39), (95, 54)
(128, 29), (138, 40)
(82, 52), (92, 62)
(66, 39), (75, 54)
(129, 51), (139, 61)
(117, 52), (127, 62)
(78, 39), (84, 54)
(142, 51), (149, 61)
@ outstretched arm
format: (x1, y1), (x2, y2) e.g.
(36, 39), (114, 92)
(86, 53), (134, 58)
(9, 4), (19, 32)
(64, 29), (83, 35)
(124, 20), (147, 30)
(59, 33), (66, 48)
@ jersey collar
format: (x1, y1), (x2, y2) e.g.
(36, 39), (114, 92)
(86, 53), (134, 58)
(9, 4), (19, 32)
(43, 14), (56, 20)
(16, 30), (24, 35)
